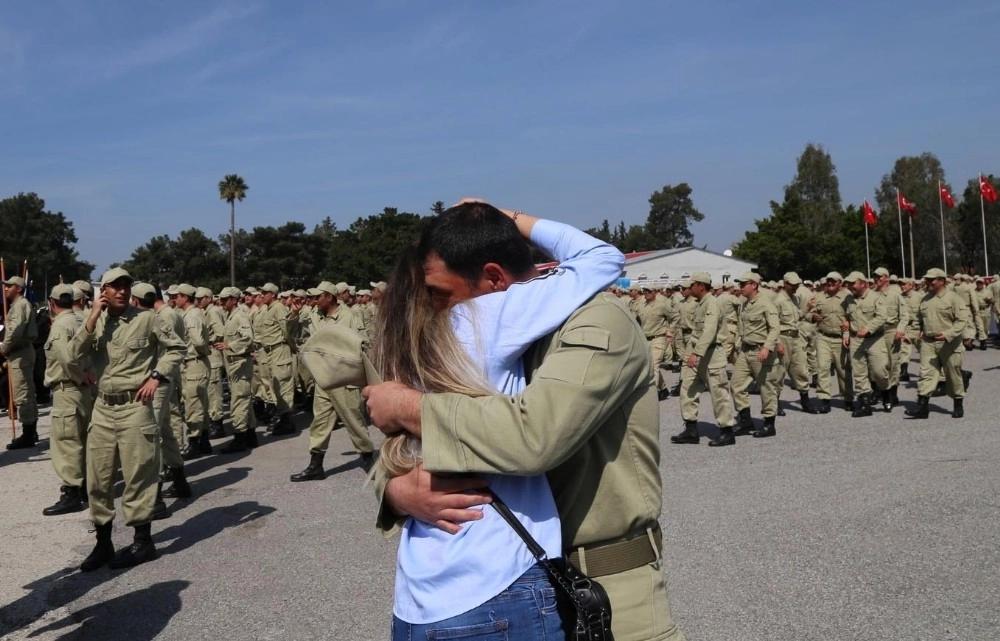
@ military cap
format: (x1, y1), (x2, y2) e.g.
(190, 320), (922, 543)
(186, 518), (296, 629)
(766, 280), (777, 289)
(299, 325), (380, 391)
(824, 271), (843, 282)
(48, 283), (75, 305)
(100, 267), (133, 287)
(782, 271), (802, 285)
(194, 287), (213, 299)
(306, 287), (323, 296)
(72, 286), (85, 301)
(735, 271), (761, 284)
(245, 286), (260, 295)
(924, 268), (947, 279)
(175, 283), (196, 297)
(889, 274), (899, 283)
(348, 285), (357, 295)
(131, 282), (157, 304)
(370, 281), (387, 291)
(680, 279), (693, 288)
(690, 272), (712, 286)
(639, 283), (655, 292)
(843, 271), (867, 283)
(165, 284), (180, 295)
(334, 281), (351, 295)
(278, 290), (291, 299)
(356, 289), (372, 297)
(218, 287), (238, 299)
(260, 282), (279, 294)
(72, 280), (93, 296)
(873, 267), (890, 277)
(3, 275), (26, 288)
(803, 279), (813, 286)
(975, 276), (985, 283)
(315, 281), (339, 296)
(294, 289), (308, 298)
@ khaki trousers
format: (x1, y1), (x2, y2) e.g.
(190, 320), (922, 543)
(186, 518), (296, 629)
(153, 380), (184, 468)
(883, 332), (902, 388)
(849, 334), (889, 395)
(87, 398), (160, 527)
(647, 336), (668, 392)
(8, 347), (37, 424)
(799, 322), (818, 378)
(781, 333), (811, 393)
(49, 383), (92, 487)
(207, 349), (224, 422)
(917, 339), (965, 399)
(265, 344), (296, 414)
(599, 559), (685, 641)
(815, 335), (853, 402)
(225, 356), (256, 433)
(181, 357), (210, 439)
(253, 351), (276, 404)
(308, 385), (373, 454)
(678, 349), (734, 427)
(731, 345), (780, 417)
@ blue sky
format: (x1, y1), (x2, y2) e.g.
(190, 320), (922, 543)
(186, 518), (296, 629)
(2, 0), (998, 276)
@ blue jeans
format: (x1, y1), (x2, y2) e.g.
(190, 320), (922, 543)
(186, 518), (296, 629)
(391, 563), (565, 640)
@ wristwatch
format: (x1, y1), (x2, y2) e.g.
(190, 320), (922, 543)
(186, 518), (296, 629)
(150, 370), (168, 383)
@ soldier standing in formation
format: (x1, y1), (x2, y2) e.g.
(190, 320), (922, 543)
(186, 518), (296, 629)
(3, 275), (39, 449)
(173, 284), (213, 458)
(730, 272), (781, 439)
(636, 284), (674, 401)
(810, 272), (853, 413)
(215, 287), (258, 453)
(843, 272), (890, 416)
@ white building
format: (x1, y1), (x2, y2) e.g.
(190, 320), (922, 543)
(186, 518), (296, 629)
(618, 247), (758, 288)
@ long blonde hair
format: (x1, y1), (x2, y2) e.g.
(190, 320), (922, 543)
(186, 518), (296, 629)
(371, 244), (493, 477)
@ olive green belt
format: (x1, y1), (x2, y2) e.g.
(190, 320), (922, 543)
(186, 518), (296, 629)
(567, 524), (662, 578)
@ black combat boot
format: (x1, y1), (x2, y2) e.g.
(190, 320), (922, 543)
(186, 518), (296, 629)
(252, 399), (266, 423)
(852, 393), (873, 418)
(980, 340), (988, 351)
(162, 465), (192, 499)
(43, 486), (86, 516)
(899, 365), (910, 382)
(80, 522), (115, 572)
(951, 398), (964, 419)
(880, 390), (892, 413)
(799, 392), (819, 414)
(889, 385), (899, 407)
(732, 408), (755, 436)
(269, 412), (296, 436)
(6, 422), (38, 450)
(657, 387), (670, 401)
(219, 431), (248, 454)
(905, 395), (930, 419)
(962, 370), (972, 392)
(844, 400), (855, 412)
(151, 483), (171, 521)
(708, 426), (736, 447)
(245, 427), (259, 449)
(751, 416), (776, 438)
(197, 431), (213, 455)
(359, 451), (376, 473)
(670, 421), (700, 444)
(180, 442), (202, 461)
(290, 451), (326, 482)
(109, 523), (158, 569)
(206, 420), (226, 440)
(818, 399), (831, 414)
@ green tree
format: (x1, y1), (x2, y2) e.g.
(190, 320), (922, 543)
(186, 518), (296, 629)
(645, 183), (704, 248)
(324, 208), (431, 283)
(0, 193), (94, 300)
(784, 143), (842, 235)
(430, 201), (446, 215)
(218, 173), (249, 287)
(120, 228), (229, 291)
(873, 153), (948, 277)
(951, 175), (1000, 275)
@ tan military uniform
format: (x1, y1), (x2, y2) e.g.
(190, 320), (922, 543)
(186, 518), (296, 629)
(73, 307), (185, 526)
(917, 289), (969, 398)
(877, 286), (908, 392)
(153, 305), (186, 468)
(717, 290), (741, 362)
(253, 301), (295, 415)
(44, 308), (92, 488)
(811, 289), (853, 404)
(796, 284), (818, 379)
(732, 294), (781, 417)
(679, 294), (734, 427)
(221, 305), (256, 433)
(636, 295), (673, 393)
(206, 304), (228, 424)
(776, 289), (809, 393)
(1, 295), (38, 426)
(845, 288), (889, 397)
(378, 296), (684, 641)
(181, 305), (212, 441)
(900, 287), (922, 374)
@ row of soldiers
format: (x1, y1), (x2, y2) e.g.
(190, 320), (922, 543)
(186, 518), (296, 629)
(2, 268), (381, 571)
(618, 266), (987, 447)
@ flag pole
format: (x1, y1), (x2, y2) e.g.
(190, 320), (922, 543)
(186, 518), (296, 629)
(909, 215), (916, 279)
(980, 173), (990, 276)
(895, 188), (906, 278)
(0, 258), (17, 438)
(865, 217), (871, 278)
(939, 180), (948, 273)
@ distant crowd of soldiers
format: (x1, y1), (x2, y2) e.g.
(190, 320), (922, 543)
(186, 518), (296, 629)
(615, 267), (994, 446)
(1, 269), (381, 571)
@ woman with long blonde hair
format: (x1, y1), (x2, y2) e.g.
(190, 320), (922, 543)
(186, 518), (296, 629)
(372, 199), (625, 640)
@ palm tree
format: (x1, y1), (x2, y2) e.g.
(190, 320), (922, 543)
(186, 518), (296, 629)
(218, 174), (248, 286)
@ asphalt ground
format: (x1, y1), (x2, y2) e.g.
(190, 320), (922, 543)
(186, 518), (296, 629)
(1, 348), (998, 641)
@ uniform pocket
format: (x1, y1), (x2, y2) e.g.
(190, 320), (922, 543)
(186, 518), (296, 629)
(50, 408), (80, 441)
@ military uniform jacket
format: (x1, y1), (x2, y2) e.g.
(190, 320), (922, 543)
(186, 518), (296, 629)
(846, 289), (887, 336)
(718, 292), (740, 326)
(156, 306), (186, 381)
(738, 295), (780, 349)
(812, 289), (850, 338)
(72, 306), (185, 394)
(636, 296), (671, 339)
(206, 305), (227, 344)
(878, 287), (908, 334)
(222, 307), (255, 357)
(181, 306), (212, 360)
(774, 291), (800, 335)
(1, 296), (37, 355)
(904, 291), (922, 332)
(918, 290), (969, 341)
(691, 294), (727, 363)
(252, 301), (290, 348)
(407, 295), (662, 550)
(44, 309), (86, 386)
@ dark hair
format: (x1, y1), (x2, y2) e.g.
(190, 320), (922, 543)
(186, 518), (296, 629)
(417, 202), (533, 287)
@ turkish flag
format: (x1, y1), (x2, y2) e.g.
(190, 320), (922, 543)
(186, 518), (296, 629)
(940, 185), (955, 208)
(863, 200), (878, 226)
(981, 176), (999, 203)
(898, 192), (917, 218)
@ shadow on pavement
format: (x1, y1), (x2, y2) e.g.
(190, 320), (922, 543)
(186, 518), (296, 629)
(0, 565), (113, 639)
(28, 580), (189, 641)
(163, 466), (253, 518)
(156, 501), (276, 556)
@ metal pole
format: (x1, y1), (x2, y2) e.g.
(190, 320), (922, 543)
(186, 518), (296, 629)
(909, 217), (916, 279)
(939, 180), (948, 273)
(981, 174), (990, 276)
(896, 188), (906, 278)
(865, 220), (871, 278)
